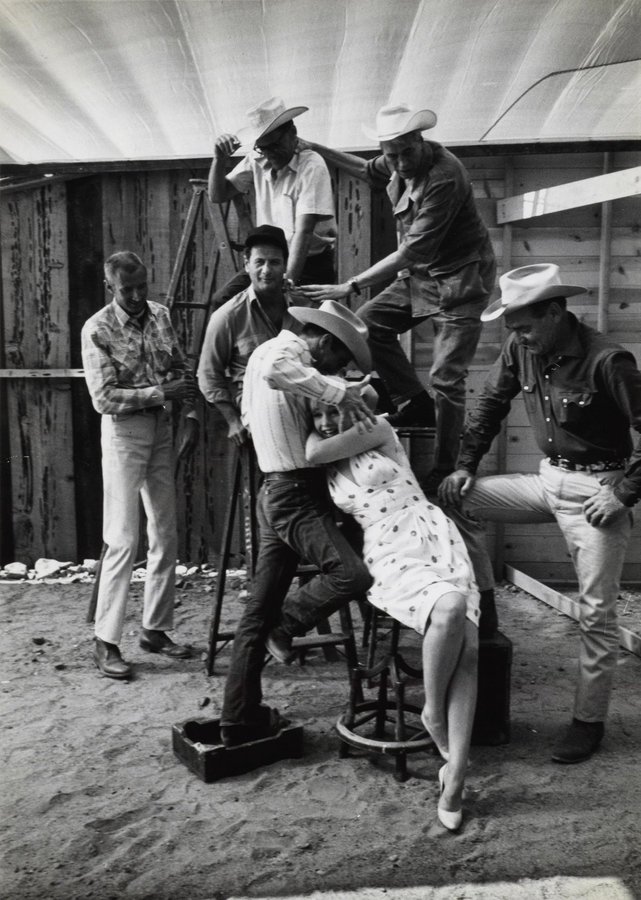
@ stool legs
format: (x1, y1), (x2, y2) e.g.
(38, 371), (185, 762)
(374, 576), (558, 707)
(336, 613), (434, 782)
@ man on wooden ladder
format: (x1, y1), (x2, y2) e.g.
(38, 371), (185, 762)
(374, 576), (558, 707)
(207, 97), (337, 308)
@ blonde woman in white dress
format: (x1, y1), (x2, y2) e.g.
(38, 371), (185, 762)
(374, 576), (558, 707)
(306, 386), (479, 831)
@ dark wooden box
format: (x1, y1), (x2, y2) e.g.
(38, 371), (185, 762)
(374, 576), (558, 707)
(172, 717), (304, 782)
(472, 631), (513, 746)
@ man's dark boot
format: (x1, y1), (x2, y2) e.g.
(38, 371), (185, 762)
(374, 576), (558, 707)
(551, 719), (604, 764)
(369, 377), (396, 415)
(479, 589), (499, 639)
(93, 637), (132, 680)
(388, 390), (436, 428)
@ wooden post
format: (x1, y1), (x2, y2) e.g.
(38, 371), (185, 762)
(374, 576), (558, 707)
(597, 151), (612, 334)
(0, 235), (14, 564)
(67, 175), (105, 560)
(493, 157), (514, 580)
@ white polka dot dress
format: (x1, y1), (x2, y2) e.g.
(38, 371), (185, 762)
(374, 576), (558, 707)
(327, 439), (480, 635)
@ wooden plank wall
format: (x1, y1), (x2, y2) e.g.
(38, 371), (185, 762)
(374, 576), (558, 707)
(1, 181), (78, 563)
(1, 148), (640, 580)
(1, 168), (252, 566)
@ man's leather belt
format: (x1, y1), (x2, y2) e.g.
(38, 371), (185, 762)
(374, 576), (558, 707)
(548, 457), (626, 473)
(134, 405), (165, 415)
(263, 468), (321, 481)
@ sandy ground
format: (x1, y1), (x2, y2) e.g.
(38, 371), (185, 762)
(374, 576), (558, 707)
(2, 577), (641, 900)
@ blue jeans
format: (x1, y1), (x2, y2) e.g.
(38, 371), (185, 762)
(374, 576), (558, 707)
(446, 459), (634, 722)
(358, 282), (488, 472)
(221, 470), (372, 727)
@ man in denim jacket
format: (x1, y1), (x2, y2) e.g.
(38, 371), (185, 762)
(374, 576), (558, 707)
(439, 264), (641, 764)
(301, 103), (496, 491)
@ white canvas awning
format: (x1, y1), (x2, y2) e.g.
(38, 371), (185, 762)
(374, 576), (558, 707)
(1, 0), (640, 165)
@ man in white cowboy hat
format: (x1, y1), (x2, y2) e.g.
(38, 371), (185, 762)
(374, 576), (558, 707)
(219, 300), (375, 747)
(300, 102), (496, 490)
(438, 263), (641, 764)
(208, 97), (337, 308)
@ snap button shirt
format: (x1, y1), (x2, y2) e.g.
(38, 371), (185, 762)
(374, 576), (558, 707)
(458, 313), (641, 507)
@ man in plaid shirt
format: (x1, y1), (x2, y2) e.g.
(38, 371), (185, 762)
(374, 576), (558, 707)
(81, 251), (198, 679)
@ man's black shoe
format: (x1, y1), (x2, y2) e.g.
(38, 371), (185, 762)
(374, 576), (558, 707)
(139, 629), (192, 659)
(551, 719), (604, 764)
(220, 707), (290, 747)
(265, 629), (296, 665)
(93, 637), (132, 680)
(388, 391), (436, 428)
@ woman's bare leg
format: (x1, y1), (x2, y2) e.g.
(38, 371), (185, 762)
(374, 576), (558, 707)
(439, 619), (479, 813)
(421, 592), (467, 759)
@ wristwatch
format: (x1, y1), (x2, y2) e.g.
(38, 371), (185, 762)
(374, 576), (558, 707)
(348, 278), (361, 296)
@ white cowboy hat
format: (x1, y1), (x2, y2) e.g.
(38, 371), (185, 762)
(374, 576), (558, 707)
(481, 264), (586, 322)
(236, 97), (308, 147)
(362, 103), (437, 143)
(289, 300), (372, 374)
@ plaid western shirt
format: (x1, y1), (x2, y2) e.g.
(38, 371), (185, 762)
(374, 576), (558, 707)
(81, 299), (190, 416)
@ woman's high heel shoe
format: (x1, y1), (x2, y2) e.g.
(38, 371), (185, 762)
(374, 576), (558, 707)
(437, 764), (463, 832)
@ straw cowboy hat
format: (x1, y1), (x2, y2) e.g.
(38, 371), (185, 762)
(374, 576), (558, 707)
(362, 102), (437, 143)
(289, 300), (372, 374)
(237, 97), (308, 147)
(482, 264), (586, 322)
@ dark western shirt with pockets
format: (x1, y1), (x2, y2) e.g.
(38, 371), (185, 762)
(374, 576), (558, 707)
(458, 313), (641, 507)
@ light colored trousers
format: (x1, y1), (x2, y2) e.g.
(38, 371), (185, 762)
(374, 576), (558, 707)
(95, 409), (177, 645)
(447, 459), (634, 722)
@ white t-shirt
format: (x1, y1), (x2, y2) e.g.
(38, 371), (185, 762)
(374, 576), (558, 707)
(227, 148), (336, 257)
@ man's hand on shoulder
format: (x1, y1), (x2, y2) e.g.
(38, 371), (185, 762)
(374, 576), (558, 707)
(583, 481), (629, 527)
(299, 283), (352, 304)
(214, 133), (241, 159)
(336, 379), (377, 433)
(438, 469), (476, 508)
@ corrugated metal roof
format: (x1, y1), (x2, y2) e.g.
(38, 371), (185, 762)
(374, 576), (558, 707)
(1, 0), (639, 164)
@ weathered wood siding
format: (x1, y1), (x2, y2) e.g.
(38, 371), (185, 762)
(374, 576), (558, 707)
(1, 181), (77, 562)
(1, 148), (640, 582)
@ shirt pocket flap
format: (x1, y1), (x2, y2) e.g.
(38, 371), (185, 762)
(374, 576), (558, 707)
(557, 388), (595, 424)
(559, 389), (594, 409)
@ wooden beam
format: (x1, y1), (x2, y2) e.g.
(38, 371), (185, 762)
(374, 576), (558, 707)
(497, 166), (641, 224)
(597, 152), (612, 334)
(505, 565), (641, 658)
(0, 368), (85, 378)
(493, 156), (514, 579)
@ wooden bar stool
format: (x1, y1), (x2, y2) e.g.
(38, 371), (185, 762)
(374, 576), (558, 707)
(335, 607), (434, 782)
